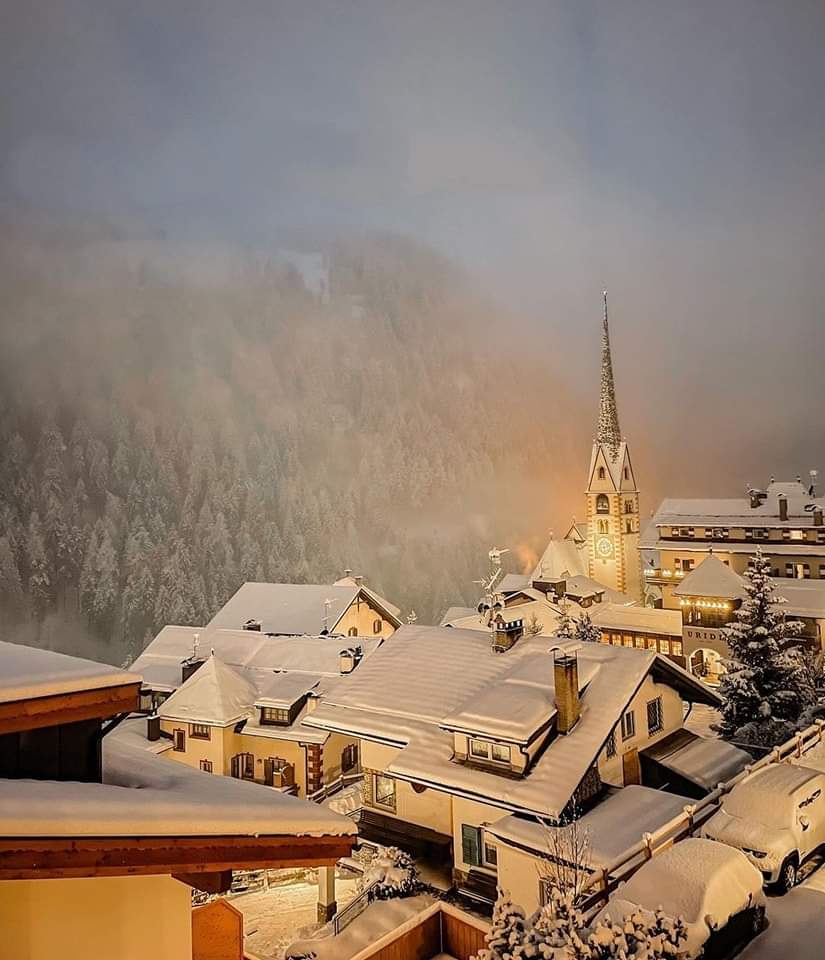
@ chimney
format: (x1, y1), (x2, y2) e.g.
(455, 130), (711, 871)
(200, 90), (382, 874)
(339, 645), (362, 674)
(814, 507), (824, 527)
(147, 715), (161, 741)
(553, 649), (581, 734)
(344, 568), (352, 578)
(354, 574), (364, 587)
(779, 495), (789, 522)
(492, 615), (524, 653)
(243, 618), (262, 632)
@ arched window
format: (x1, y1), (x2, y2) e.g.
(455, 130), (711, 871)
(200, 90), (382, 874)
(596, 494), (610, 514)
(373, 618), (382, 634)
(348, 627), (358, 637)
(598, 466), (606, 480)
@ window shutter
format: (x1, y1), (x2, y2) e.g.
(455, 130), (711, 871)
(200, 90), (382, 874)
(461, 825), (481, 867)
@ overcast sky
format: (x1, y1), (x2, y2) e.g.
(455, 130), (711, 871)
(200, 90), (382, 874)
(2, 0), (824, 497)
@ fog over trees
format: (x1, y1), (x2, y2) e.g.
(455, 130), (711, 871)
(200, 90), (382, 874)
(0, 215), (582, 664)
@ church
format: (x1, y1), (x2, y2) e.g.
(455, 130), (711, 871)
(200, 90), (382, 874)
(532, 292), (643, 602)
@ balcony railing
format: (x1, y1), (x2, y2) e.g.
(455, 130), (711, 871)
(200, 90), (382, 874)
(644, 568), (686, 582)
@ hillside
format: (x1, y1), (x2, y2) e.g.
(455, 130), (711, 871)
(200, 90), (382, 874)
(0, 217), (583, 665)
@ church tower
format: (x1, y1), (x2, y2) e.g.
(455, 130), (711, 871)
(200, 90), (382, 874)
(585, 293), (643, 600)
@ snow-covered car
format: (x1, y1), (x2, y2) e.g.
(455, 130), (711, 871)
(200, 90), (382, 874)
(701, 762), (825, 892)
(591, 838), (766, 959)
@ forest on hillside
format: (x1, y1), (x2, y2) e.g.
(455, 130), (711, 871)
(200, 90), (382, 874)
(0, 216), (583, 666)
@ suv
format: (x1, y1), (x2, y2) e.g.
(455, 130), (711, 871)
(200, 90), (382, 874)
(702, 762), (825, 892)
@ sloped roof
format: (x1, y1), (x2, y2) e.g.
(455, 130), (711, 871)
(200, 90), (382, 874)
(305, 625), (719, 819)
(440, 606), (477, 626)
(590, 603), (682, 636)
(673, 555), (748, 600)
(0, 640), (139, 704)
(158, 655), (258, 726)
(531, 537), (588, 582)
(207, 582), (401, 635)
(641, 728), (750, 790)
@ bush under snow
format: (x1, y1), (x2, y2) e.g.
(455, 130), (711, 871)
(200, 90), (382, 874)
(359, 846), (422, 900)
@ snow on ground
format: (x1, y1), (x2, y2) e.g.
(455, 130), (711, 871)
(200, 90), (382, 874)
(741, 866), (825, 960)
(684, 703), (721, 738)
(326, 784), (362, 817)
(234, 874), (361, 960)
(287, 893), (437, 960)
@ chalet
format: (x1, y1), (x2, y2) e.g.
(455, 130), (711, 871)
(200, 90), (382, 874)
(0, 640), (355, 960)
(303, 624), (736, 910)
(154, 651), (362, 797)
(589, 605), (685, 665)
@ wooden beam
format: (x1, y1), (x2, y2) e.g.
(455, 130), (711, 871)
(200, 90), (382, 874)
(0, 682), (142, 735)
(0, 834), (354, 881)
(173, 870), (233, 893)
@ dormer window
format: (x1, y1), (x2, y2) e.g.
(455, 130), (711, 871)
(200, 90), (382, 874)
(469, 738), (511, 765)
(261, 706), (290, 725)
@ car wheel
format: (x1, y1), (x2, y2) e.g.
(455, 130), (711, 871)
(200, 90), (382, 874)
(777, 856), (798, 893)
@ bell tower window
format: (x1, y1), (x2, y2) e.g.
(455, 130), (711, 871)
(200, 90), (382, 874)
(596, 494), (610, 514)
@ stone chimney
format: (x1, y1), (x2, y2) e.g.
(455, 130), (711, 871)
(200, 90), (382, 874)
(492, 615), (524, 653)
(814, 507), (824, 527)
(147, 715), (161, 741)
(779, 495), (789, 521)
(339, 645), (362, 674)
(554, 649), (580, 734)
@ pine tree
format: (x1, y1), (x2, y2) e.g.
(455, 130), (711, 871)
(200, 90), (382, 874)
(476, 894), (529, 960)
(0, 536), (24, 611)
(555, 598), (575, 641)
(715, 547), (812, 747)
(26, 513), (52, 618)
(575, 611), (601, 644)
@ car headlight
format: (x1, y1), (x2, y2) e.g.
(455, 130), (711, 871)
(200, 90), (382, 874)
(741, 847), (768, 860)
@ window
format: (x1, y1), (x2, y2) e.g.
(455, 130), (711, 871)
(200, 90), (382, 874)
(623, 467), (629, 480)
(598, 466), (606, 480)
(348, 627), (358, 637)
(231, 753), (255, 780)
(342, 743), (359, 772)
(470, 739), (489, 759)
(672, 640), (683, 656)
(374, 774), (396, 810)
(598, 520), (608, 534)
(173, 729), (185, 752)
(199, 760), (213, 773)
(461, 824), (482, 866)
(647, 697), (664, 734)
(483, 838), (498, 867)
(261, 706), (290, 725)
(624, 500), (633, 514)
(491, 743), (511, 763)
(373, 618), (383, 634)
(191, 723), (210, 740)
(625, 520), (633, 534)
(605, 729), (617, 758)
(596, 494), (610, 514)
(621, 710), (636, 740)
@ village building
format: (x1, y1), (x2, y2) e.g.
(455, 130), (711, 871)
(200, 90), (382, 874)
(666, 552), (825, 685)
(641, 476), (825, 608)
(302, 623), (740, 911)
(0, 640), (355, 960)
(588, 604), (685, 666)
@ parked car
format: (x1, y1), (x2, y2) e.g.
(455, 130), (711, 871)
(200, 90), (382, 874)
(591, 838), (766, 959)
(701, 762), (825, 892)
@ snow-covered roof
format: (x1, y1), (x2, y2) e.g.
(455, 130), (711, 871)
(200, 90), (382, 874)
(158, 655), (259, 726)
(672, 555), (748, 600)
(770, 579), (825, 617)
(255, 672), (321, 707)
(0, 640), (139, 704)
(530, 537), (588, 582)
(488, 786), (691, 868)
(305, 625), (719, 819)
(641, 729), (750, 790)
(498, 574), (531, 594)
(589, 604), (682, 637)
(646, 483), (824, 528)
(594, 838), (764, 951)
(563, 576), (633, 606)
(440, 606), (477, 626)
(0, 734), (355, 839)
(206, 581), (401, 635)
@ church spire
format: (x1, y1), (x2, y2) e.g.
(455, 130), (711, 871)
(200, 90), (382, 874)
(596, 290), (622, 459)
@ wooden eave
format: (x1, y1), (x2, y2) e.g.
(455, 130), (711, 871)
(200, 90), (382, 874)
(0, 681), (142, 735)
(0, 832), (354, 881)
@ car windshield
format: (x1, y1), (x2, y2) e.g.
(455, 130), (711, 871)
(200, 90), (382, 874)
(723, 789), (793, 828)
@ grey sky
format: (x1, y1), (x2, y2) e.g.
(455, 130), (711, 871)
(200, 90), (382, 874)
(2, 0), (824, 497)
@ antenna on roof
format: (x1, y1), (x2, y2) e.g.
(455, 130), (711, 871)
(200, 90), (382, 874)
(192, 632), (200, 659)
(322, 598), (334, 634)
(810, 469), (818, 497)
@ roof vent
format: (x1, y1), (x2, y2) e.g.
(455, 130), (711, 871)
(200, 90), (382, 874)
(243, 619), (262, 632)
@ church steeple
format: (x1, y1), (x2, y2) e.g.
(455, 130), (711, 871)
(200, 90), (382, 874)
(596, 290), (622, 460)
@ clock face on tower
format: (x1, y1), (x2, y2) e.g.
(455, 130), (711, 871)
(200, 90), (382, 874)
(596, 536), (614, 559)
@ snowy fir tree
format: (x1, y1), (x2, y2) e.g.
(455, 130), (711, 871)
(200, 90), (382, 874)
(714, 547), (813, 747)
(575, 611), (601, 644)
(476, 894), (530, 960)
(531, 884), (593, 958)
(555, 598), (575, 641)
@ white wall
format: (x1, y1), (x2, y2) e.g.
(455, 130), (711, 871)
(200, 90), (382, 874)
(495, 842), (545, 917)
(0, 875), (192, 960)
(451, 796), (510, 875)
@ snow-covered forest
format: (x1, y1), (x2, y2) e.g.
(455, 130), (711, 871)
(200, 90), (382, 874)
(0, 215), (581, 665)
